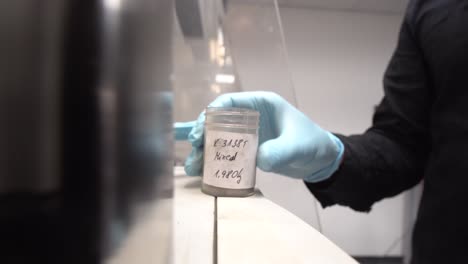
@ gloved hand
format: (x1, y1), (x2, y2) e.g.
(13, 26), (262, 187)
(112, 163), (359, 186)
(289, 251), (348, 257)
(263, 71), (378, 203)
(175, 91), (344, 183)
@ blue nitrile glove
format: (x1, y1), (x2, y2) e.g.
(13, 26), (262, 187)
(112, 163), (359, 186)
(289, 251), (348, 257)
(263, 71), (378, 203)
(174, 121), (197, 141)
(176, 92), (344, 183)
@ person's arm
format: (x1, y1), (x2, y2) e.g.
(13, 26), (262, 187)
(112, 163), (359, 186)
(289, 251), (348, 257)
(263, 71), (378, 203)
(306, 4), (431, 212)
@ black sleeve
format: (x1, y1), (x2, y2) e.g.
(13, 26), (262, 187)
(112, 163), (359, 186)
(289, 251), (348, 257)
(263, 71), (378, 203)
(306, 3), (432, 212)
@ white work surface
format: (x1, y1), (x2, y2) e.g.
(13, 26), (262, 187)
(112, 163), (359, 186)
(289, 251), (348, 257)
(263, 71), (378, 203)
(174, 167), (357, 264)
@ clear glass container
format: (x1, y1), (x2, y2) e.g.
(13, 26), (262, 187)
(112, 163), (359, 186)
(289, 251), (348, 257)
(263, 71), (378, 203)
(202, 107), (260, 197)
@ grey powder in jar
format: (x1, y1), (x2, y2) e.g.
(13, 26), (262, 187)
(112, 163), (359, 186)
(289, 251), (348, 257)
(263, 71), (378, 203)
(202, 107), (260, 197)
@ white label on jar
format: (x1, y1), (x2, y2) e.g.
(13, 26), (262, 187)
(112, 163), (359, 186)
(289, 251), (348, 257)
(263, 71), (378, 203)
(203, 130), (258, 189)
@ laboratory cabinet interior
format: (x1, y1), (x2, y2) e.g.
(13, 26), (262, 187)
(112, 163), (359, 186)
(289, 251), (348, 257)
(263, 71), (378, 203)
(0, 0), (419, 263)
(174, 0), (416, 263)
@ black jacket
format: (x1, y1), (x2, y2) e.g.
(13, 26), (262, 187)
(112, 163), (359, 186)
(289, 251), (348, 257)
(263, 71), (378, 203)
(306, 1), (468, 263)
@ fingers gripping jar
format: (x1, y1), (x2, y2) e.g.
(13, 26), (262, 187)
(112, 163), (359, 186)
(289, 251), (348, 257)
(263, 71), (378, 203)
(202, 107), (260, 197)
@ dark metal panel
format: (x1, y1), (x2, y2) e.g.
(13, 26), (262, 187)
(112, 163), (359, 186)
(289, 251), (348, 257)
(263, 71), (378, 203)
(0, 0), (174, 263)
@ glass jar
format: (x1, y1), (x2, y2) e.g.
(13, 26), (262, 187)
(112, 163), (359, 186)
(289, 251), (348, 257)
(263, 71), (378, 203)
(202, 107), (260, 197)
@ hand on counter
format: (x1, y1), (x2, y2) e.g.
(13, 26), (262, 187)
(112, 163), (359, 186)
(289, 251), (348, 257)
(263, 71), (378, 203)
(174, 92), (344, 183)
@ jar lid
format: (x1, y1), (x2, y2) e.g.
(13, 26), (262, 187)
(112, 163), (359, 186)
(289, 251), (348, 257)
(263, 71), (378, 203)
(205, 107), (259, 128)
(205, 107), (260, 116)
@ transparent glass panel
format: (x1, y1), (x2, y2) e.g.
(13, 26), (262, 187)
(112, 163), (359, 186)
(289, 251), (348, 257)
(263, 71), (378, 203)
(172, 0), (322, 231)
(173, 0), (298, 162)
